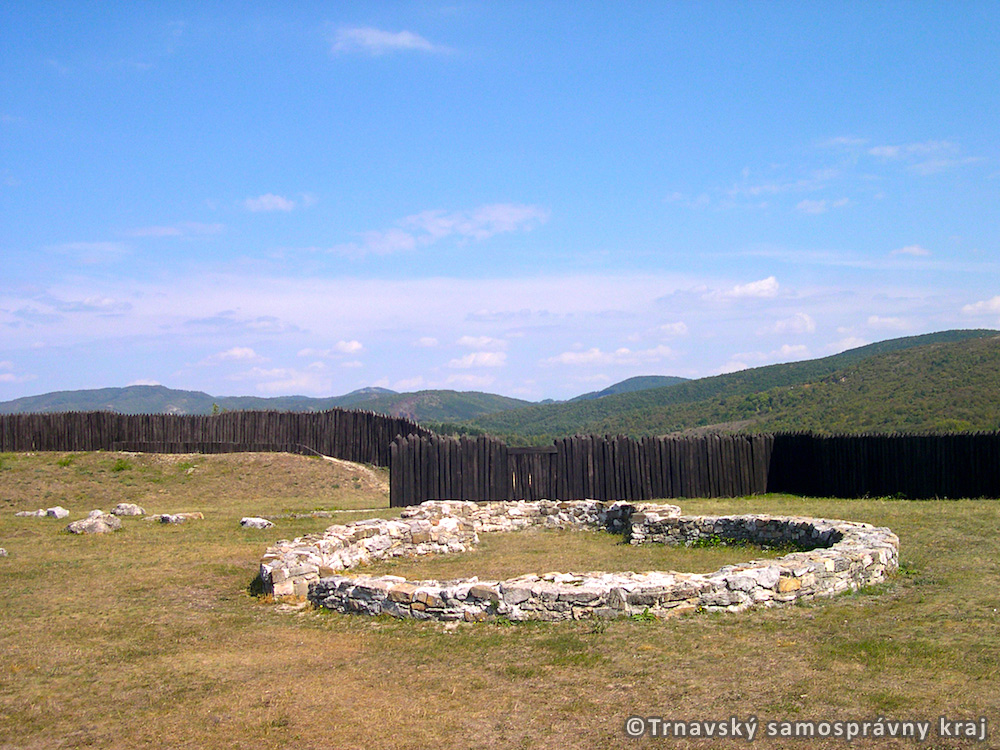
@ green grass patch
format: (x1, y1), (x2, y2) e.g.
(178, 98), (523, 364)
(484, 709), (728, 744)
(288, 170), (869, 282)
(354, 526), (791, 582)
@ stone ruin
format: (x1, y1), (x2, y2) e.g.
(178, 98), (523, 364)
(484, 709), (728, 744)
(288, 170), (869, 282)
(259, 499), (898, 622)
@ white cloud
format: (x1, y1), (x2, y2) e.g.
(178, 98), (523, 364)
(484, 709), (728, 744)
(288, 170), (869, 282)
(543, 344), (673, 367)
(0, 360), (33, 384)
(353, 228), (418, 255)
(55, 296), (131, 314)
(820, 136), (868, 149)
(961, 296), (1000, 316)
(414, 337), (439, 348)
(448, 351), (507, 368)
(725, 276), (780, 299)
(402, 203), (548, 242)
(891, 244), (931, 257)
(830, 336), (869, 353)
(208, 347), (263, 363)
(127, 379), (162, 386)
(331, 203), (547, 257)
(124, 222), (224, 238)
(232, 366), (331, 395)
(866, 141), (981, 175)
(545, 348), (608, 366)
(717, 360), (750, 374)
(332, 27), (449, 56)
(393, 376), (426, 391)
(868, 140), (957, 160)
(457, 335), (508, 350)
(868, 145), (902, 159)
(298, 340), (364, 357)
(776, 344), (809, 358)
(335, 340), (363, 354)
(795, 198), (849, 215)
(659, 321), (688, 336)
(767, 312), (816, 335)
(910, 157), (982, 175)
(245, 193), (295, 212)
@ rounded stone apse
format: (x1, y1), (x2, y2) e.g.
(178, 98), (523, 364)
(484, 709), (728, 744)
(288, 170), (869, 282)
(260, 500), (898, 622)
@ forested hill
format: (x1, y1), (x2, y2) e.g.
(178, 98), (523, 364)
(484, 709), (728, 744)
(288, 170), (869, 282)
(569, 375), (688, 401)
(0, 385), (532, 423)
(464, 330), (1000, 441)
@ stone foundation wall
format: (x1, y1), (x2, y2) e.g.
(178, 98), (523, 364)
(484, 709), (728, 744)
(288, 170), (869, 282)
(260, 499), (669, 597)
(260, 500), (898, 622)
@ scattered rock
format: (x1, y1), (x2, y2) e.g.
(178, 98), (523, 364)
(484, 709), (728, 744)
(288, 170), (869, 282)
(148, 511), (203, 524)
(87, 509), (105, 518)
(0, 548), (7, 557)
(240, 517), (275, 529)
(110, 502), (145, 516)
(15, 506), (70, 519)
(67, 515), (122, 534)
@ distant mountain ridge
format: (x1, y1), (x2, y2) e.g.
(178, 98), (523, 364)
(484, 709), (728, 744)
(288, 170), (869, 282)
(464, 329), (1000, 440)
(569, 375), (688, 401)
(0, 385), (530, 423)
(4, 330), (998, 436)
(0, 375), (691, 421)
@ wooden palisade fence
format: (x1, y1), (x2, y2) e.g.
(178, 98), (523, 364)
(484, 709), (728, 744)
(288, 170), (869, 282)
(389, 434), (772, 507)
(769, 431), (1000, 501)
(4, 411), (999, 502)
(0, 410), (432, 467)
(390, 431), (1000, 507)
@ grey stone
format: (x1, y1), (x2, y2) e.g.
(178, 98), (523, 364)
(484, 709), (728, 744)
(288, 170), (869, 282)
(47, 507), (70, 519)
(111, 503), (145, 516)
(67, 514), (122, 534)
(240, 516), (275, 529)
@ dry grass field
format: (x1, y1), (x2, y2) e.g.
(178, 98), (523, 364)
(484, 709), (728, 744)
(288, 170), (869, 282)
(1, 451), (998, 749)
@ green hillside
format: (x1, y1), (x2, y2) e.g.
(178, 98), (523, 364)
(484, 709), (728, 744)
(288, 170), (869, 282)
(0, 386), (218, 415)
(346, 390), (532, 422)
(0, 385), (531, 423)
(466, 330), (1000, 441)
(569, 375), (688, 401)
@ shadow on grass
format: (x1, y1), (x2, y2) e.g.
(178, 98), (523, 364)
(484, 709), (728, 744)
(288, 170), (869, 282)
(246, 572), (267, 597)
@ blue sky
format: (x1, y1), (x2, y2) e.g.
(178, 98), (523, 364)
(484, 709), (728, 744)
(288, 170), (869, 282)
(2, 2), (998, 402)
